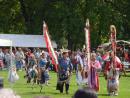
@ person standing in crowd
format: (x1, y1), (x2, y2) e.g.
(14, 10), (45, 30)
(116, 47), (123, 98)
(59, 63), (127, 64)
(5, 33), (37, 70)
(25, 49), (33, 66)
(38, 51), (47, 68)
(102, 51), (110, 71)
(73, 51), (84, 86)
(57, 50), (73, 94)
(104, 52), (123, 96)
(81, 50), (89, 84)
(28, 54), (37, 69)
(4, 49), (11, 69)
(25, 51), (37, 83)
(0, 48), (4, 70)
(34, 48), (41, 64)
(38, 51), (50, 85)
(15, 48), (25, 71)
(96, 52), (103, 65)
(88, 53), (101, 92)
(70, 51), (76, 72)
(124, 49), (129, 62)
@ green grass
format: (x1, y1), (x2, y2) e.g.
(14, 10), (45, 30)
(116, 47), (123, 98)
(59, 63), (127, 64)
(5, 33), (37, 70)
(0, 70), (130, 98)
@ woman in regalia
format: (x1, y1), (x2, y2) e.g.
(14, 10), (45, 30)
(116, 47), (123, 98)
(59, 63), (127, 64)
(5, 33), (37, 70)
(88, 53), (101, 92)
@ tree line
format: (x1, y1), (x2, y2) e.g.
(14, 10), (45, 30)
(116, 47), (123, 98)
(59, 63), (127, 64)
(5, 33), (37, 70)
(0, 0), (130, 50)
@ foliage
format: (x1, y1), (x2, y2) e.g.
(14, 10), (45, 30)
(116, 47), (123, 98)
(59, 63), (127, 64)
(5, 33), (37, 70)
(0, 0), (130, 49)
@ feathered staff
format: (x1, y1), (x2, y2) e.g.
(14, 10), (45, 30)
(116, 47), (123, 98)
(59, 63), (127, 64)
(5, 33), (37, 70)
(84, 19), (91, 71)
(110, 25), (117, 73)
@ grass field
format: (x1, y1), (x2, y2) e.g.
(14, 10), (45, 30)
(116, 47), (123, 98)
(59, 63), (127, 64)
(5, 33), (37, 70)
(0, 70), (130, 98)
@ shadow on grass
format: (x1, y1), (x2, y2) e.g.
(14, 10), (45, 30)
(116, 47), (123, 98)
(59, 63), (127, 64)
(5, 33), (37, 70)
(47, 92), (60, 95)
(21, 91), (45, 95)
(20, 90), (60, 95)
(123, 75), (130, 77)
(98, 93), (108, 96)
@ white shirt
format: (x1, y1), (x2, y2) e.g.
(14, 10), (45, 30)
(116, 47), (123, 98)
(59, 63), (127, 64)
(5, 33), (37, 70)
(75, 54), (83, 68)
(15, 51), (25, 61)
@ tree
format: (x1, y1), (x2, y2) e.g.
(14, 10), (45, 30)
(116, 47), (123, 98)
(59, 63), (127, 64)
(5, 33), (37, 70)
(0, 0), (129, 49)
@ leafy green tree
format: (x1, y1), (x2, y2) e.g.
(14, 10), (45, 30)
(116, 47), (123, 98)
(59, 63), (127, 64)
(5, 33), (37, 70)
(0, 0), (130, 49)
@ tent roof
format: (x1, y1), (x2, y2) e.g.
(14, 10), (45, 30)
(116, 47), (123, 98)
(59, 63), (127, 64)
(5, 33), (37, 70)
(101, 40), (130, 47)
(0, 39), (12, 46)
(0, 34), (57, 48)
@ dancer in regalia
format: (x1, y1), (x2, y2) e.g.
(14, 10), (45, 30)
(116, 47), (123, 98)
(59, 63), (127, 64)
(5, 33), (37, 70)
(73, 51), (84, 86)
(88, 53), (101, 92)
(57, 50), (73, 94)
(104, 52), (123, 96)
(104, 25), (123, 96)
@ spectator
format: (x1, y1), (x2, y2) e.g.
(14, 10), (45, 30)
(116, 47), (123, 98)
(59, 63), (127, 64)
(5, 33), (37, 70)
(0, 88), (21, 98)
(15, 48), (25, 71)
(38, 52), (47, 68)
(96, 52), (103, 67)
(4, 49), (10, 69)
(73, 87), (97, 98)
(34, 48), (41, 63)
(0, 48), (4, 69)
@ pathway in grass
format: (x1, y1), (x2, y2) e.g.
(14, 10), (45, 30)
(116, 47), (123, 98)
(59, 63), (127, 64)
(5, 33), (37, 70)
(0, 71), (130, 98)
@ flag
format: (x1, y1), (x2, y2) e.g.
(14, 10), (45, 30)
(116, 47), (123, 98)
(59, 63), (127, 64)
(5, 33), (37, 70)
(43, 22), (58, 72)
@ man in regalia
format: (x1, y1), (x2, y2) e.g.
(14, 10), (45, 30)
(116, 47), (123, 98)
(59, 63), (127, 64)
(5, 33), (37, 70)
(104, 52), (123, 96)
(57, 50), (73, 94)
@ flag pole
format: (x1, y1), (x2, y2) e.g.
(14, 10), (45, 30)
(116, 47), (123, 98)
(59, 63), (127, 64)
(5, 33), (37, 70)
(43, 21), (58, 72)
(8, 41), (14, 88)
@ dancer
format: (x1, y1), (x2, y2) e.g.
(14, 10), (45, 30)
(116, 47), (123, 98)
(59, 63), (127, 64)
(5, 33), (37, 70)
(104, 25), (122, 96)
(88, 53), (101, 92)
(57, 50), (73, 94)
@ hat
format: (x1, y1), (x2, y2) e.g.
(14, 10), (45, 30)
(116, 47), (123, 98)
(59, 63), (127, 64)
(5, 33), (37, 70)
(41, 50), (45, 53)
(60, 49), (69, 54)
(98, 45), (102, 48)
(40, 51), (45, 55)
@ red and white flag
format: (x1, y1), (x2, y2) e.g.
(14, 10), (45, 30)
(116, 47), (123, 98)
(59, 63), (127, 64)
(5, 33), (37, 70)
(43, 22), (58, 72)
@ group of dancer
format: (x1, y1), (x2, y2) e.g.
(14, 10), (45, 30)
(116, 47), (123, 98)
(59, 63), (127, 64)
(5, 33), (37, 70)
(56, 49), (123, 96)
(56, 25), (123, 96)
(0, 23), (124, 96)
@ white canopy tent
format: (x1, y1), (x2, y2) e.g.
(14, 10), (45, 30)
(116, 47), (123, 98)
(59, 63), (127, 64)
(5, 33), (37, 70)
(101, 40), (130, 47)
(0, 39), (12, 47)
(0, 34), (57, 48)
